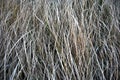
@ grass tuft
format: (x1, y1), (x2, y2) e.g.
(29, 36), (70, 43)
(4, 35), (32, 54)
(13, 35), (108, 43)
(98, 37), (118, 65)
(0, 0), (120, 80)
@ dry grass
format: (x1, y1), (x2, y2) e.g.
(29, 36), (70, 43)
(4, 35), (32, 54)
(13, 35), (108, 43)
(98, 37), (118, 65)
(0, 0), (120, 80)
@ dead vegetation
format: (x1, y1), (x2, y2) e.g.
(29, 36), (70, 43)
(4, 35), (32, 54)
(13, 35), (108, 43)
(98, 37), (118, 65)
(0, 0), (120, 80)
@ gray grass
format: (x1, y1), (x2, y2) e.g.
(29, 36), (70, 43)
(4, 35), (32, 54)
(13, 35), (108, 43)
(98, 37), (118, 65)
(0, 0), (120, 80)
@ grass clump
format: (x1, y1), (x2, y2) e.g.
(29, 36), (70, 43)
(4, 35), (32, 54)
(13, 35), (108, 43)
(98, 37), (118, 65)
(0, 0), (120, 80)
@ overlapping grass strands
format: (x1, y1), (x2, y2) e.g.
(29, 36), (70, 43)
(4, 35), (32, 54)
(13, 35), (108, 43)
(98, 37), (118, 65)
(0, 0), (120, 80)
